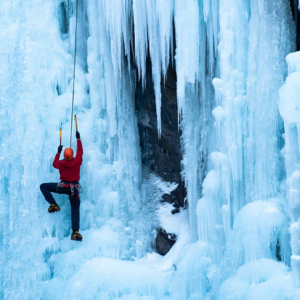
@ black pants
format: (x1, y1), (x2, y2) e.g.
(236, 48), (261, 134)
(40, 182), (80, 232)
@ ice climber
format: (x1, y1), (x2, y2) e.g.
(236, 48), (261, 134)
(40, 130), (83, 241)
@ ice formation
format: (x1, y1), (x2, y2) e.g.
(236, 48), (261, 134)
(279, 51), (300, 288)
(0, 0), (299, 299)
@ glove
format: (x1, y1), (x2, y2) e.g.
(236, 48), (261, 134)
(58, 145), (63, 154)
(76, 131), (80, 140)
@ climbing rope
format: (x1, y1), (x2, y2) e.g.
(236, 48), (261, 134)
(70, 0), (79, 147)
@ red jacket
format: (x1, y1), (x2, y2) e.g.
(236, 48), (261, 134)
(53, 139), (83, 182)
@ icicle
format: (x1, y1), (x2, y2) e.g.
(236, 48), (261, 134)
(156, 0), (173, 80)
(132, 0), (175, 135)
(132, 0), (148, 84)
(174, 0), (200, 109)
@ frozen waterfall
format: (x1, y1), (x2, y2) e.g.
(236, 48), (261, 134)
(0, 0), (299, 299)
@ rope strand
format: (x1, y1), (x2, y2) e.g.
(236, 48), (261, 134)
(70, 0), (79, 147)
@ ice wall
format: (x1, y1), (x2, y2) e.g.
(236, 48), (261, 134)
(0, 1), (73, 298)
(279, 51), (300, 287)
(0, 0), (148, 298)
(0, 0), (298, 299)
(197, 0), (294, 262)
(197, 0), (295, 297)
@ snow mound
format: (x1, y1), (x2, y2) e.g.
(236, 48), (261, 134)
(113, 296), (155, 300)
(218, 200), (290, 284)
(44, 257), (168, 300)
(218, 259), (295, 300)
(168, 241), (211, 300)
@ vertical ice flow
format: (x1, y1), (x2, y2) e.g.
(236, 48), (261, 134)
(196, 0), (295, 296)
(279, 51), (300, 286)
(132, 0), (174, 135)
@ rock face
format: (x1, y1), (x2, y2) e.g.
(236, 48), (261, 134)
(135, 57), (186, 209)
(155, 228), (177, 256)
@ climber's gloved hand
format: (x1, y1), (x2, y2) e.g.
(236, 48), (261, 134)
(58, 145), (63, 154)
(76, 131), (80, 140)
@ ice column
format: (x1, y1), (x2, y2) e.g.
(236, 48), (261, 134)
(246, 0), (294, 202)
(83, 0), (147, 259)
(196, 0), (294, 272)
(178, 0), (218, 242)
(212, 0), (249, 221)
(279, 51), (300, 286)
(132, 0), (174, 135)
(0, 0), (74, 298)
(197, 0), (250, 263)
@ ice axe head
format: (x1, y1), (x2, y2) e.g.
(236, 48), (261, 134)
(74, 115), (78, 131)
(60, 127), (62, 145)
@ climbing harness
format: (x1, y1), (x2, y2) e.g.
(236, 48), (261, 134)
(57, 181), (82, 200)
(70, 0), (79, 147)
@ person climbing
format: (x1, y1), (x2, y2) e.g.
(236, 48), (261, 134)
(40, 130), (83, 241)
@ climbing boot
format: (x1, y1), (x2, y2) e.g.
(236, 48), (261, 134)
(48, 203), (61, 213)
(71, 231), (82, 242)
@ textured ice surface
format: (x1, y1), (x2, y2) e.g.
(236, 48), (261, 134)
(0, 0), (299, 299)
(44, 256), (169, 300)
(279, 50), (300, 287)
(218, 201), (290, 281)
(279, 52), (300, 125)
(218, 259), (295, 300)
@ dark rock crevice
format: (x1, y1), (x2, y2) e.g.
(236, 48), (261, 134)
(135, 25), (185, 255)
(58, 0), (71, 38)
(275, 239), (282, 261)
(135, 57), (186, 210)
(156, 228), (176, 256)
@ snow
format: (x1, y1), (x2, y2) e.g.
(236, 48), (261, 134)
(0, 0), (299, 299)
(44, 257), (169, 300)
(223, 201), (289, 266)
(157, 203), (187, 237)
(218, 259), (295, 300)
